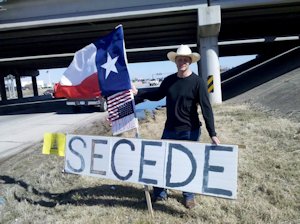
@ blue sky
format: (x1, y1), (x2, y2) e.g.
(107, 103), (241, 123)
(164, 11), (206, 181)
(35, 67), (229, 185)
(36, 55), (256, 85)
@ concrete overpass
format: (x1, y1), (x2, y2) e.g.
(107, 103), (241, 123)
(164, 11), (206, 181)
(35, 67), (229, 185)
(0, 0), (300, 102)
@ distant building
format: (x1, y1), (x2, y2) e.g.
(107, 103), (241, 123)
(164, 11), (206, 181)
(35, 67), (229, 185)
(21, 80), (45, 88)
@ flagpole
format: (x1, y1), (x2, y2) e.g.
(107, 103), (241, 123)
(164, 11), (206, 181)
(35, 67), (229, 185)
(102, 25), (154, 217)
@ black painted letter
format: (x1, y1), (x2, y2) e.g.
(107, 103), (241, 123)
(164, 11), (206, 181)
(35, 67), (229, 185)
(90, 139), (108, 175)
(166, 143), (197, 187)
(202, 145), (233, 197)
(111, 139), (135, 181)
(139, 140), (162, 184)
(66, 136), (86, 173)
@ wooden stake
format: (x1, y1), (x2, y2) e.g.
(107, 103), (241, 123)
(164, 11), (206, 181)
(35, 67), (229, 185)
(134, 127), (154, 218)
(144, 185), (154, 218)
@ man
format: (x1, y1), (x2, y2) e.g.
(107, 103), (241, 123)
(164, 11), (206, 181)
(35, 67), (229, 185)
(135, 44), (220, 209)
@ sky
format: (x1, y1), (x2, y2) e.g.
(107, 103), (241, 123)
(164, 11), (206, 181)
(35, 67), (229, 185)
(33, 55), (256, 85)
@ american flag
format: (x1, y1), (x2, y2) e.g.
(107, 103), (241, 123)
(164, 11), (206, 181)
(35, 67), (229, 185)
(107, 90), (138, 135)
(107, 90), (134, 121)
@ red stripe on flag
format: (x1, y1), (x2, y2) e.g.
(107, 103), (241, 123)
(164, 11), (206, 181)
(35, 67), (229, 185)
(107, 90), (131, 104)
(54, 72), (101, 99)
(107, 90), (132, 110)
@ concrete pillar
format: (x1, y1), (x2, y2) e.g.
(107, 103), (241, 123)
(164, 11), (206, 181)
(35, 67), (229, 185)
(197, 5), (222, 104)
(32, 76), (38, 96)
(0, 76), (7, 101)
(15, 76), (23, 99)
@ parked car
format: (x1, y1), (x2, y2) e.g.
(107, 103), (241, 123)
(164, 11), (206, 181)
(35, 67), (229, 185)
(53, 83), (107, 112)
(66, 97), (107, 112)
(43, 89), (54, 97)
(149, 79), (159, 86)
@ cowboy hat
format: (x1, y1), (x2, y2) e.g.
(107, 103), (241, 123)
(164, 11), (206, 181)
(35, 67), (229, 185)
(167, 45), (200, 63)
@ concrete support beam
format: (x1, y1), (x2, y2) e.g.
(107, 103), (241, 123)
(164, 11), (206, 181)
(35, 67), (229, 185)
(32, 76), (38, 96)
(198, 5), (221, 37)
(15, 76), (23, 99)
(197, 5), (222, 104)
(0, 75), (7, 101)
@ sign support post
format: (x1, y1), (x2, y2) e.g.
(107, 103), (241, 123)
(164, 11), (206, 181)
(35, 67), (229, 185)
(134, 127), (154, 218)
(144, 185), (154, 218)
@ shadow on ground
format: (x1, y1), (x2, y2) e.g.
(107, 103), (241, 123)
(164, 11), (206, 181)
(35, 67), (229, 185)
(0, 175), (185, 215)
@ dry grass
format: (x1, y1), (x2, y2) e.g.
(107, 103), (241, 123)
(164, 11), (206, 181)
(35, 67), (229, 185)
(0, 102), (299, 224)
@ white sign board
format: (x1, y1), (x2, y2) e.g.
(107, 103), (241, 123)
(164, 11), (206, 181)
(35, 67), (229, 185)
(64, 135), (238, 199)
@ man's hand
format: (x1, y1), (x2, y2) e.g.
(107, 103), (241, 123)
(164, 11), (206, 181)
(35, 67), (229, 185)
(211, 136), (220, 145)
(131, 87), (138, 96)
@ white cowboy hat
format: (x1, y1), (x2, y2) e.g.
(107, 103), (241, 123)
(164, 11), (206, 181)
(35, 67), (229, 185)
(167, 45), (200, 63)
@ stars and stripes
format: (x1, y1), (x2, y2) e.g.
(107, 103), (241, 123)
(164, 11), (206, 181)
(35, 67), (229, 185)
(107, 90), (138, 135)
(107, 90), (134, 121)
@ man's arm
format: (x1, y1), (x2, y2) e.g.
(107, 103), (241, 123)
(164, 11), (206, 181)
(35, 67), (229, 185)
(134, 81), (166, 104)
(198, 77), (219, 143)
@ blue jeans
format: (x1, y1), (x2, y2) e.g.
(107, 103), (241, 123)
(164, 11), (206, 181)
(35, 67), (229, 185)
(153, 128), (201, 201)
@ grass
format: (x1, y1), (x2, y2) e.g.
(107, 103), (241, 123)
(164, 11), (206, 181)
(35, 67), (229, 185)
(0, 102), (299, 224)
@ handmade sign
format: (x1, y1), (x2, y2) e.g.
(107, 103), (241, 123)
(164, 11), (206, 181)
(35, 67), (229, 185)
(64, 134), (238, 199)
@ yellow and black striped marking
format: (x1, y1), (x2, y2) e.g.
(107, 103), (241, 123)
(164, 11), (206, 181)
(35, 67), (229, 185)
(207, 75), (214, 93)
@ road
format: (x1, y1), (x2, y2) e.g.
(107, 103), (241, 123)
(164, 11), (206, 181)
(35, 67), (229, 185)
(0, 103), (107, 163)
(0, 85), (161, 163)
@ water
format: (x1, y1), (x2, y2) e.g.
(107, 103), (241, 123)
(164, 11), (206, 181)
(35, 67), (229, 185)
(135, 98), (166, 118)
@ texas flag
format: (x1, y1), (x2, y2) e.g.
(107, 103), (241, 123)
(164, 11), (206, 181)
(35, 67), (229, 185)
(54, 25), (138, 135)
(54, 25), (131, 98)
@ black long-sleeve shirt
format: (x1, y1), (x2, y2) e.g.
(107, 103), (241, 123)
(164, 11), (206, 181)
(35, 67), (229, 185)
(137, 73), (217, 137)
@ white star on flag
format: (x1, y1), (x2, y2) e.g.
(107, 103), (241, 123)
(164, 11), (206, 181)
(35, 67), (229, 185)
(101, 52), (119, 79)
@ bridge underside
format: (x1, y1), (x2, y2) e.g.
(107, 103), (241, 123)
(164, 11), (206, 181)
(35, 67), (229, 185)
(0, 2), (300, 71)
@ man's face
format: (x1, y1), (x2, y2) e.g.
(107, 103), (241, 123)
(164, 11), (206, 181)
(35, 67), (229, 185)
(175, 56), (192, 72)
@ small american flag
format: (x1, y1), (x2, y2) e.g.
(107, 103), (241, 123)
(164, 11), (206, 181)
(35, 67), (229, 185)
(107, 90), (134, 121)
(107, 90), (138, 135)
